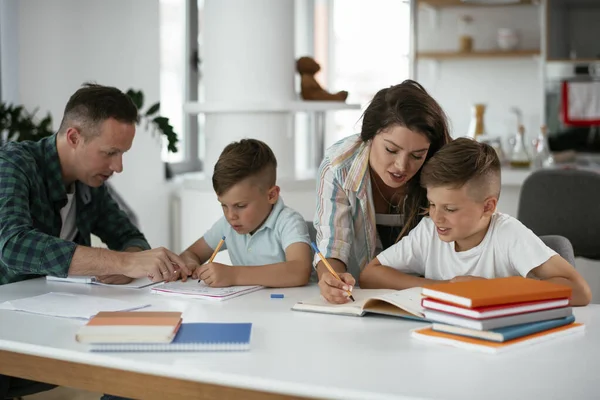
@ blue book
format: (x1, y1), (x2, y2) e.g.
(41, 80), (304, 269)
(432, 315), (576, 342)
(90, 322), (252, 352)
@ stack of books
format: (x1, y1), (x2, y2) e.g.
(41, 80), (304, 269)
(412, 277), (585, 353)
(76, 311), (252, 352)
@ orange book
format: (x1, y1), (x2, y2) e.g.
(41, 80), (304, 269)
(86, 311), (182, 326)
(411, 323), (584, 354)
(76, 311), (183, 344)
(421, 276), (571, 308)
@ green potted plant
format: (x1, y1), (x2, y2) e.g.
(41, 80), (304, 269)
(0, 103), (54, 145)
(125, 89), (178, 154)
(1, 89), (179, 178)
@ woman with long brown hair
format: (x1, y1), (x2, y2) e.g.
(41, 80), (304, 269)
(314, 80), (451, 303)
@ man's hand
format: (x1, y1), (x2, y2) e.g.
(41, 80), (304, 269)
(122, 247), (191, 282)
(195, 262), (235, 287)
(450, 275), (486, 283)
(95, 275), (134, 285)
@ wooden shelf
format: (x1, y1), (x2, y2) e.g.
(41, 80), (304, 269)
(417, 49), (540, 60)
(546, 58), (600, 63)
(418, 0), (537, 7)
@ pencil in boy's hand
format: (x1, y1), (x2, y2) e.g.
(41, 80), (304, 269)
(310, 242), (355, 302)
(208, 236), (226, 263)
(199, 236), (226, 283)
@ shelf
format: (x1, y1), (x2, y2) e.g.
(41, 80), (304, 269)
(183, 101), (362, 115)
(418, 0), (537, 7)
(546, 58), (600, 63)
(417, 49), (540, 60)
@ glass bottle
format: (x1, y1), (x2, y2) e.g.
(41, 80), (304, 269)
(467, 103), (486, 140)
(509, 124), (531, 168)
(458, 15), (474, 53)
(532, 125), (554, 169)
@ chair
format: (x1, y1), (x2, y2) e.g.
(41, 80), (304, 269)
(306, 220), (317, 245)
(540, 235), (576, 267)
(517, 169), (600, 260)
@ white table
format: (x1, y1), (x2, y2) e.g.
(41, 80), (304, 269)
(0, 278), (599, 400)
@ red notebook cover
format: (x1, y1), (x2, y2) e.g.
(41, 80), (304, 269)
(421, 297), (570, 320)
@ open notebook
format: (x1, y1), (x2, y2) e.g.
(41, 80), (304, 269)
(151, 280), (263, 301)
(292, 287), (426, 321)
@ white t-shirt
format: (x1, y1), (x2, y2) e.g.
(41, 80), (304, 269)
(59, 190), (78, 242)
(377, 213), (557, 280)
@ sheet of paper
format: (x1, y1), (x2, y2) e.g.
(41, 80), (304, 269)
(151, 280), (263, 301)
(0, 292), (150, 320)
(46, 276), (158, 289)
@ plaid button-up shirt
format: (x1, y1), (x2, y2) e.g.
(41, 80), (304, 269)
(0, 134), (150, 285)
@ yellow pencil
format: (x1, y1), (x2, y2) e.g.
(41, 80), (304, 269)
(198, 236), (225, 283)
(208, 236), (226, 263)
(310, 242), (355, 301)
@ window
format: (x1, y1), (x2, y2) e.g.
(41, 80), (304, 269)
(160, 0), (411, 175)
(319, 0), (412, 148)
(159, 0), (203, 173)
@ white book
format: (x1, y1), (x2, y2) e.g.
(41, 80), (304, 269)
(46, 275), (158, 289)
(151, 280), (263, 301)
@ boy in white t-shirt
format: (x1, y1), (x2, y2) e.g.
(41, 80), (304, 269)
(360, 138), (591, 306)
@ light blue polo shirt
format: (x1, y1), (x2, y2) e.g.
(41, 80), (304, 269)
(203, 197), (310, 266)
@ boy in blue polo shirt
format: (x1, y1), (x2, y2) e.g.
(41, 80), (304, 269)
(180, 139), (312, 287)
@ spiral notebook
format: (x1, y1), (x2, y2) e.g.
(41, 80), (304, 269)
(89, 322), (252, 352)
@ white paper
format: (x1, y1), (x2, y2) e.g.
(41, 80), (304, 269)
(46, 276), (158, 289)
(151, 280), (263, 301)
(0, 292), (150, 320)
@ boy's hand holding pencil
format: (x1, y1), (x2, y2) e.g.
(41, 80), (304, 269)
(311, 242), (356, 304)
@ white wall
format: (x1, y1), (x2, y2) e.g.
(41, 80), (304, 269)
(17, 0), (168, 248)
(0, 0), (19, 103)
(416, 5), (543, 142)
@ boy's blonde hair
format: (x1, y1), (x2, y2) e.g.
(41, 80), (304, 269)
(212, 139), (277, 196)
(420, 138), (501, 201)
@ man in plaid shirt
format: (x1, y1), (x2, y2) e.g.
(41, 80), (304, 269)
(0, 83), (192, 398)
(0, 83), (191, 286)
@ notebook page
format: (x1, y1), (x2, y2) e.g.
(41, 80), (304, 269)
(371, 287), (425, 317)
(151, 281), (263, 301)
(292, 289), (394, 316)
(0, 292), (150, 320)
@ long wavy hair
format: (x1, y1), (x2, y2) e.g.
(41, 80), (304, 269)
(360, 80), (451, 241)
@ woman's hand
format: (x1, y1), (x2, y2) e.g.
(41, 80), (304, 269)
(318, 271), (356, 304)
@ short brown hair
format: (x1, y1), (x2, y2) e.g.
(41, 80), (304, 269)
(58, 83), (138, 139)
(212, 139), (277, 196)
(420, 138), (501, 201)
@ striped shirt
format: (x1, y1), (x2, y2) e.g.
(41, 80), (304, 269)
(314, 134), (404, 279)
